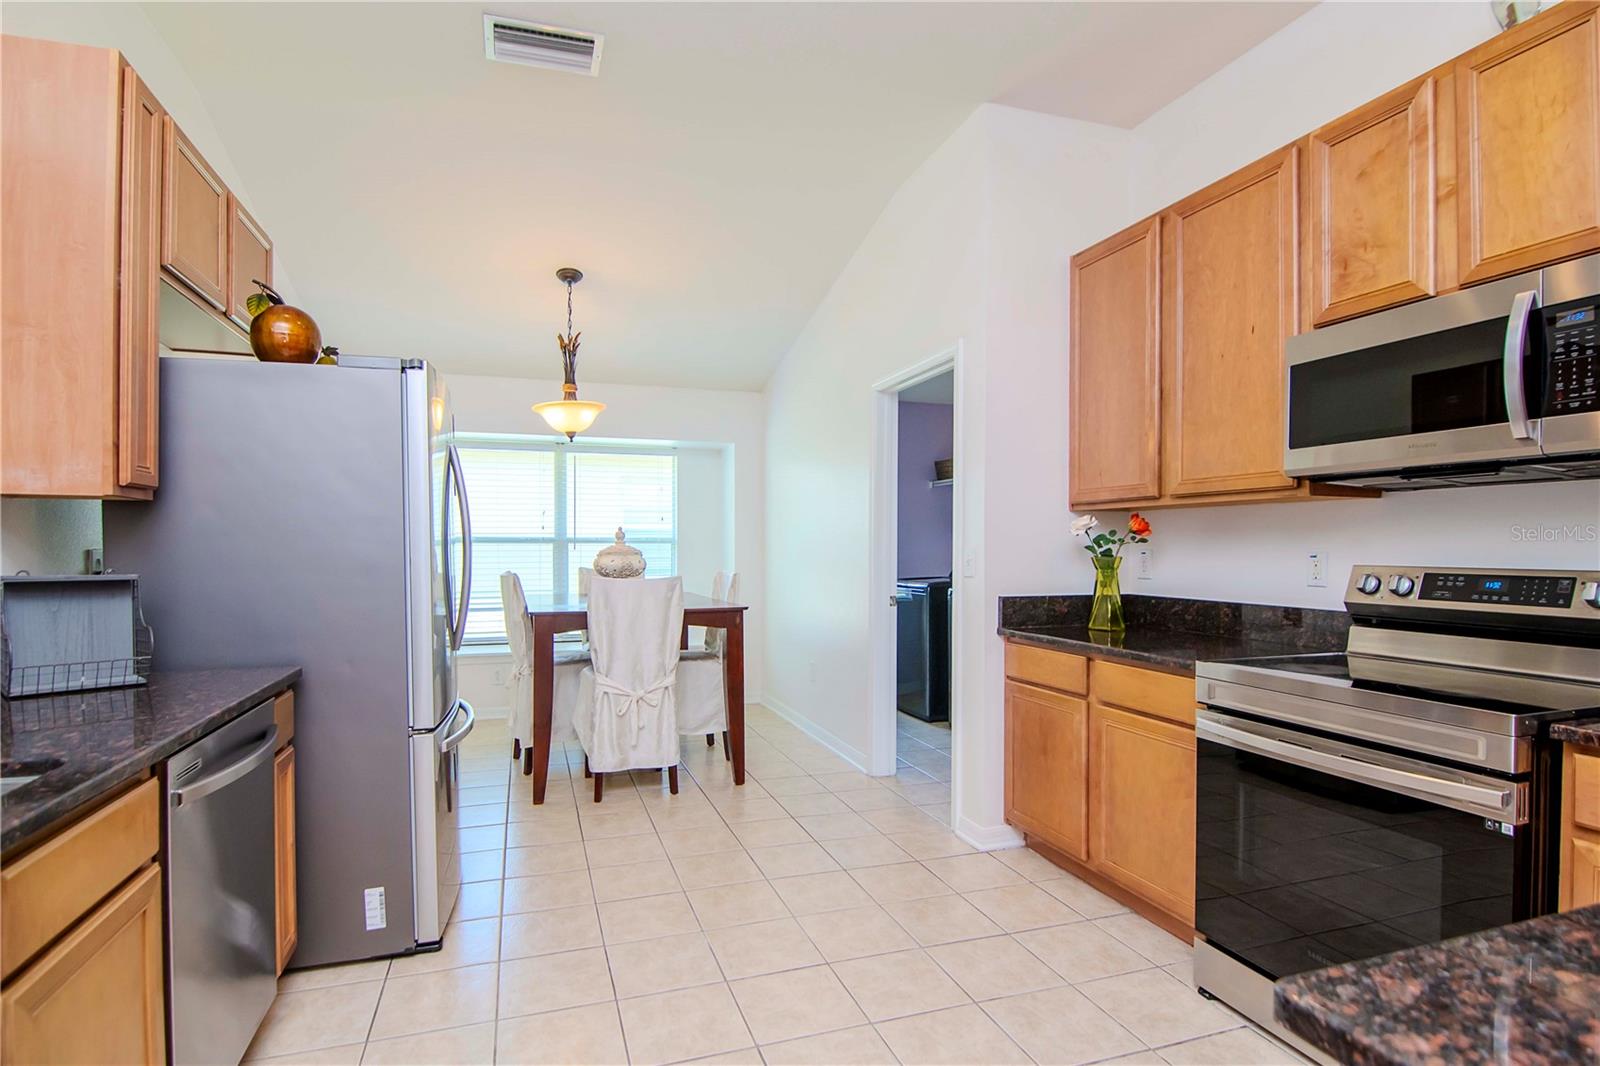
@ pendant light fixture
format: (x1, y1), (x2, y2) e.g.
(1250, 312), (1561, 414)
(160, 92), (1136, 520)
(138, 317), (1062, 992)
(533, 267), (605, 440)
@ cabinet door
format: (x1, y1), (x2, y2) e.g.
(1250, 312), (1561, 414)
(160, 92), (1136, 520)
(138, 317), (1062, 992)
(1, 864), (166, 1066)
(1088, 701), (1196, 923)
(1004, 681), (1089, 860)
(230, 198), (273, 328)
(275, 744), (298, 975)
(1566, 835), (1600, 911)
(1162, 147), (1299, 497)
(1456, 3), (1600, 284)
(118, 67), (162, 491)
(162, 119), (229, 308)
(1308, 76), (1435, 325)
(1069, 216), (1161, 506)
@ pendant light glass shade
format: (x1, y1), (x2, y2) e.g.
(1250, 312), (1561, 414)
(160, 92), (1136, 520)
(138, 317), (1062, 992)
(534, 387), (605, 439)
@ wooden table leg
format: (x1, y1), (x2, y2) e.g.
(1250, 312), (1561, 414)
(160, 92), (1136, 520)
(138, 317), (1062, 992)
(724, 614), (745, 786)
(530, 617), (555, 805)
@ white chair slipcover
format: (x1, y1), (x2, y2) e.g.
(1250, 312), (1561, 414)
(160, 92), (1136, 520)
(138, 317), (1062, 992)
(573, 576), (685, 774)
(501, 571), (586, 752)
(685, 569), (736, 740)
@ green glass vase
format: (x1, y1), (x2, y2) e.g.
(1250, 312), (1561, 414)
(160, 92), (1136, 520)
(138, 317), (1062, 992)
(1088, 555), (1125, 633)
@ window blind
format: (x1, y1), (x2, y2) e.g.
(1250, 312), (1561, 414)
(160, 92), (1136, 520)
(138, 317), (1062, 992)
(457, 441), (678, 642)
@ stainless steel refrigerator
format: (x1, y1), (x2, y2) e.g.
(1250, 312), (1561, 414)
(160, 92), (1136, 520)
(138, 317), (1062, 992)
(105, 354), (474, 971)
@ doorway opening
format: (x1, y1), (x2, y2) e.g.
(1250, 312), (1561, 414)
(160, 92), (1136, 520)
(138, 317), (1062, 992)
(891, 372), (954, 785)
(867, 343), (965, 833)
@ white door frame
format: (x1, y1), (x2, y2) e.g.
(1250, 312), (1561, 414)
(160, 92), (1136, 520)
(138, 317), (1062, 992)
(867, 342), (964, 808)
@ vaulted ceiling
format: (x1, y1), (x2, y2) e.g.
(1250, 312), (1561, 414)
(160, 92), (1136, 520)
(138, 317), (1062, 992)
(143, 2), (1311, 390)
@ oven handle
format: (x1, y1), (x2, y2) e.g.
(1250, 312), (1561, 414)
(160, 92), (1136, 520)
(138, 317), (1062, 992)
(1196, 713), (1523, 823)
(1503, 289), (1539, 441)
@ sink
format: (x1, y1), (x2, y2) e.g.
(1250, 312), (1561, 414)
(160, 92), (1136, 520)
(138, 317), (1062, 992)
(0, 758), (62, 797)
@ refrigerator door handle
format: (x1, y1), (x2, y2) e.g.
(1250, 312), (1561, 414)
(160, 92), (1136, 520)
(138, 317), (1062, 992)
(440, 447), (458, 650)
(439, 698), (476, 752)
(447, 444), (472, 651)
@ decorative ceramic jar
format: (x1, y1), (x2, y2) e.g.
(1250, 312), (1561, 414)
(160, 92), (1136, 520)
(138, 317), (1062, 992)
(593, 527), (646, 578)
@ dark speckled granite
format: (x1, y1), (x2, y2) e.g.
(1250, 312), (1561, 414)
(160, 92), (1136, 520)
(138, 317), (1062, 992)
(1552, 719), (1600, 748)
(1275, 905), (1600, 1066)
(1, 666), (299, 853)
(998, 594), (1350, 671)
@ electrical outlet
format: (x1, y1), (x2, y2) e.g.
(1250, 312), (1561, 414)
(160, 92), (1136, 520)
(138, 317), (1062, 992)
(1135, 547), (1154, 580)
(962, 550), (976, 578)
(1307, 551), (1328, 588)
(492, 667), (505, 687)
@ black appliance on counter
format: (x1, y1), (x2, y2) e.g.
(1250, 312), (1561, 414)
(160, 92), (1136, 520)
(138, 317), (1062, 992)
(1191, 564), (1600, 1056)
(895, 578), (950, 722)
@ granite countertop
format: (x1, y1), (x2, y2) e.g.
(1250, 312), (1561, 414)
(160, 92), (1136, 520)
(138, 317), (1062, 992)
(998, 594), (1349, 672)
(1275, 905), (1600, 1066)
(1, 666), (300, 854)
(1552, 719), (1600, 748)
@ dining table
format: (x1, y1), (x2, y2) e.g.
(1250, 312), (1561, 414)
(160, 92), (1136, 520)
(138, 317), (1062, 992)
(521, 590), (748, 804)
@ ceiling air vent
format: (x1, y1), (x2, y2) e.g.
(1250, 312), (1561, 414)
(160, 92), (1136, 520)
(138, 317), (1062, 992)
(483, 15), (603, 76)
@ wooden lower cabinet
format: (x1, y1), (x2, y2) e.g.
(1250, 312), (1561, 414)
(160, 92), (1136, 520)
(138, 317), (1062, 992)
(1, 865), (166, 1066)
(275, 741), (298, 974)
(1004, 682), (1089, 861)
(1560, 744), (1600, 911)
(1088, 701), (1197, 923)
(1004, 641), (1197, 934)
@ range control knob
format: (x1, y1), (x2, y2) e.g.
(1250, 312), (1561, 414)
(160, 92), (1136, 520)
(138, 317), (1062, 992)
(1583, 581), (1600, 609)
(1388, 574), (1416, 597)
(1357, 573), (1383, 595)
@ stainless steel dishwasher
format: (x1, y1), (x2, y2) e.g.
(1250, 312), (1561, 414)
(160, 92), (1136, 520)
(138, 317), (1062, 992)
(165, 699), (279, 1066)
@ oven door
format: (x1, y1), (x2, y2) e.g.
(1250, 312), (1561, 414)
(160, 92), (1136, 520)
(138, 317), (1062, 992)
(1194, 710), (1533, 982)
(1284, 269), (1546, 481)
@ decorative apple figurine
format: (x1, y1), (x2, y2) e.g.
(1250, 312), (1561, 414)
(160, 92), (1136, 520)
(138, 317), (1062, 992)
(244, 280), (330, 364)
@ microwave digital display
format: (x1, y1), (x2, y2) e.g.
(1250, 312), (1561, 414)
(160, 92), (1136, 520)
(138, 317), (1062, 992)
(1545, 300), (1599, 416)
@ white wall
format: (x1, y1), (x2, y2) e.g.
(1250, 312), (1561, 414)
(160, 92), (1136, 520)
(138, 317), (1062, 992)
(0, 2), (298, 576)
(763, 106), (1138, 839)
(448, 372), (766, 714)
(1091, 0), (1600, 610)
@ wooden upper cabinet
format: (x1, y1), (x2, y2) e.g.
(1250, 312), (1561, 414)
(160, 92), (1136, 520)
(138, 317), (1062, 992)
(1004, 681), (1090, 861)
(119, 69), (163, 490)
(1308, 75), (1436, 325)
(231, 197), (273, 328)
(1, 37), (162, 499)
(163, 118), (230, 309)
(1456, 2), (1600, 284)
(1069, 216), (1162, 506)
(1162, 146), (1299, 497)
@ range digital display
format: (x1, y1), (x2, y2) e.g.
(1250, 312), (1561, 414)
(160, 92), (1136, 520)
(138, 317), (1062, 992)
(1420, 572), (1576, 608)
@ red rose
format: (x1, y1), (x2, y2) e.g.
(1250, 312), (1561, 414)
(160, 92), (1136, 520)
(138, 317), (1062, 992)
(1128, 513), (1152, 537)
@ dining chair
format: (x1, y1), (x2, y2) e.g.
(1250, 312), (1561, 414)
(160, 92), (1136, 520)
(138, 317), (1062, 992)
(698, 570), (738, 756)
(500, 571), (587, 774)
(573, 576), (686, 800)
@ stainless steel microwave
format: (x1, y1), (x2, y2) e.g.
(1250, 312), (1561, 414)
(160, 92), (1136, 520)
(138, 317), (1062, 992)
(1284, 253), (1600, 490)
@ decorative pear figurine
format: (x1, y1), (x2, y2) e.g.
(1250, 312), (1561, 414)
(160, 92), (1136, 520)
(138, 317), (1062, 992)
(592, 527), (646, 578)
(245, 280), (324, 364)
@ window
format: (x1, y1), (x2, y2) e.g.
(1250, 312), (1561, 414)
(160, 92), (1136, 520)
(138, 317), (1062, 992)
(458, 440), (678, 643)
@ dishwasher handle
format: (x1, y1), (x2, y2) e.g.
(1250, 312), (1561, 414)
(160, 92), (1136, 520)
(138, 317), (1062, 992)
(171, 725), (279, 807)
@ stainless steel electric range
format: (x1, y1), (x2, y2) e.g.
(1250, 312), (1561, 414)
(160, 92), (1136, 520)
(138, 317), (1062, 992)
(1191, 565), (1600, 1053)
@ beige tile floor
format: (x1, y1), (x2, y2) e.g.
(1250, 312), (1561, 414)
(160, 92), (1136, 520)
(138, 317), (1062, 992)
(245, 707), (1306, 1066)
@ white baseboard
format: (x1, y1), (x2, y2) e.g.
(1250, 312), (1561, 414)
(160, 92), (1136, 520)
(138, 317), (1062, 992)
(759, 694), (871, 773)
(955, 817), (1025, 851)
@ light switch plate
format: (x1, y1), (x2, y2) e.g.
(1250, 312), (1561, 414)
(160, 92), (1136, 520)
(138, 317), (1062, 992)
(1135, 548), (1154, 580)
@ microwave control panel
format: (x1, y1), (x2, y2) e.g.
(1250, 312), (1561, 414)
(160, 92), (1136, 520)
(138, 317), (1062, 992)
(1544, 301), (1599, 415)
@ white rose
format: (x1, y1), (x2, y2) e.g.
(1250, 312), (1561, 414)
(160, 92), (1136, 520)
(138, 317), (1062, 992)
(1070, 515), (1098, 536)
